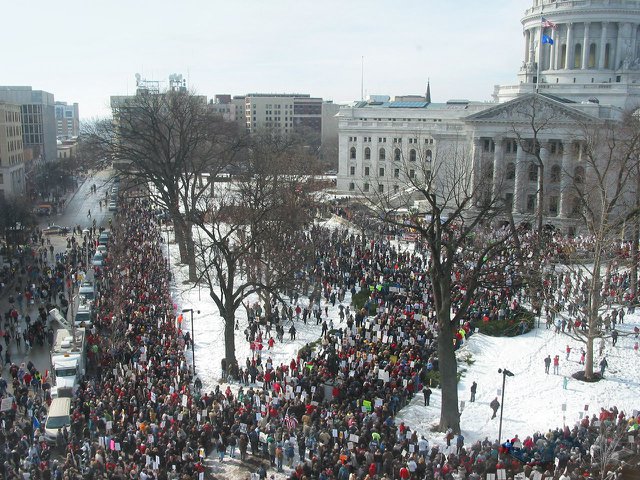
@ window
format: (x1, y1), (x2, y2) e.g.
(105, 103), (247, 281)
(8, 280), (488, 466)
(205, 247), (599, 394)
(350, 147), (356, 160)
(378, 184), (384, 193)
(504, 192), (513, 209)
(394, 148), (401, 162)
(363, 183), (370, 192)
(409, 149), (417, 162)
(364, 147), (371, 160)
(378, 137), (386, 143)
(604, 43), (611, 69)
(528, 163), (538, 182)
(526, 194), (536, 213)
(379, 148), (386, 161)
(506, 163), (516, 180)
(364, 167), (370, 176)
(350, 166), (356, 176)
(560, 44), (567, 69)
(574, 43), (582, 69)
(349, 182), (355, 191)
(409, 169), (416, 179)
(550, 165), (561, 183)
(588, 43), (597, 68)
(379, 167), (385, 177)
(426, 150), (432, 162)
(394, 168), (400, 178)
(549, 196), (559, 216)
(483, 139), (495, 152)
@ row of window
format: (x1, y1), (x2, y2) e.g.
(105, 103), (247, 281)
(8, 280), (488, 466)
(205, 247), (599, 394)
(482, 139), (565, 155)
(357, 118), (443, 123)
(348, 182), (408, 193)
(349, 136), (434, 144)
(501, 163), (584, 183)
(350, 147), (432, 162)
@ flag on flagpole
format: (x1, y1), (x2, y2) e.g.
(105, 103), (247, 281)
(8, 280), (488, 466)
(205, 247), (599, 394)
(542, 34), (554, 45)
(283, 409), (298, 431)
(541, 17), (557, 29)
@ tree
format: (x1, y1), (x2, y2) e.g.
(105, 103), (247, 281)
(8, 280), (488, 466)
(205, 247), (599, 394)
(192, 131), (321, 365)
(83, 89), (238, 281)
(366, 135), (516, 433)
(562, 112), (640, 381)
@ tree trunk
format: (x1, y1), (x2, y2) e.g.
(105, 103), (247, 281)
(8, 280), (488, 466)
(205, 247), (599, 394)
(434, 274), (460, 433)
(585, 250), (602, 380)
(631, 220), (639, 298)
(224, 307), (237, 367)
(183, 220), (197, 282)
(536, 164), (545, 252)
(172, 215), (189, 264)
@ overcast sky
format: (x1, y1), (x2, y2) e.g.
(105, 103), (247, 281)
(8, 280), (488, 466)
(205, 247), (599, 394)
(2, 0), (530, 119)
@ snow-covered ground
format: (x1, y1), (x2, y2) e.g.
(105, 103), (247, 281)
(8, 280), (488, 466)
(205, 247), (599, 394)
(163, 218), (640, 478)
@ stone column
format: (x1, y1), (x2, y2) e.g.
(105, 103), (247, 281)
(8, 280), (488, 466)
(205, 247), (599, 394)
(615, 22), (624, 69)
(472, 137), (482, 197)
(550, 28), (557, 70)
(566, 23), (574, 69)
(539, 142), (551, 215)
(599, 22), (608, 69)
(512, 143), (526, 215)
(559, 141), (572, 217)
(492, 137), (504, 199)
(582, 22), (590, 69)
(555, 24), (564, 70)
(524, 29), (531, 63)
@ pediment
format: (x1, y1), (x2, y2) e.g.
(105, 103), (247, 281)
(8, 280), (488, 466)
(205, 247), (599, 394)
(466, 93), (598, 125)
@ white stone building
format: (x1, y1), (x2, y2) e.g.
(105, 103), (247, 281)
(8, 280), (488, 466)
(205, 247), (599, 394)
(336, 0), (640, 233)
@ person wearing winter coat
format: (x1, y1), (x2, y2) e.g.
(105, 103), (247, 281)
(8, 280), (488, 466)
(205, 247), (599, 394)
(599, 356), (608, 377)
(490, 397), (500, 419)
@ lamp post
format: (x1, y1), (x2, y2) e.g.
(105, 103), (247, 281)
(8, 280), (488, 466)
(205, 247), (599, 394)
(497, 368), (514, 448)
(181, 308), (199, 372)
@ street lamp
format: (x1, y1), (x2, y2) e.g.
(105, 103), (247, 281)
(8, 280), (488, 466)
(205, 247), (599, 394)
(181, 308), (199, 372)
(497, 368), (515, 449)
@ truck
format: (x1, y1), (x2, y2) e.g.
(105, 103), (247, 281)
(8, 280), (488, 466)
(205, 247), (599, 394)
(50, 327), (86, 398)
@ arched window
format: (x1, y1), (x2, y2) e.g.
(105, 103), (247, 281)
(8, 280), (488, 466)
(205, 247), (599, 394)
(550, 164), (561, 183)
(379, 148), (386, 161)
(394, 148), (401, 162)
(426, 149), (432, 162)
(588, 43), (597, 68)
(574, 43), (582, 69)
(604, 43), (611, 69)
(350, 147), (356, 160)
(560, 44), (567, 69)
(409, 149), (416, 162)
(506, 162), (516, 180)
(364, 147), (371, 160)
(574, 166), (585, 184)
(529, 163), (538, 182)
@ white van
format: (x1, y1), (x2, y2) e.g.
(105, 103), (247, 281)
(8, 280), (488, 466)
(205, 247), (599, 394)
(44, 397), (72, 444)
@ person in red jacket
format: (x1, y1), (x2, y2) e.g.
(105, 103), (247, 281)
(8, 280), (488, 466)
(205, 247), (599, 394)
(399, 465), (411, 479)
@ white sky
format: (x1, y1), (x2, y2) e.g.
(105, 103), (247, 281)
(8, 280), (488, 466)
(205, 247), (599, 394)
(1, 0), (529, 119)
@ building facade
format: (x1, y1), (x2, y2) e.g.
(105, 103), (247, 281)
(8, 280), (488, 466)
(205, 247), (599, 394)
(0, 86), (56, 164)
(336, 0), (640, 233)
(0, 102), (26, 198)
(55, 101), (80, 139)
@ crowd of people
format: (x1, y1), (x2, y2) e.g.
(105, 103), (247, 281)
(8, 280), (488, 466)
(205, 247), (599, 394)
(0, 194), (639, 480)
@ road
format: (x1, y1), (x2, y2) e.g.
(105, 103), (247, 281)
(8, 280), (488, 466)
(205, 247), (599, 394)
(0, 170), (117, 387)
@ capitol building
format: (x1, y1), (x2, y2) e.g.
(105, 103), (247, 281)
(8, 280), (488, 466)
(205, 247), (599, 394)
(336, 0), (640, 233)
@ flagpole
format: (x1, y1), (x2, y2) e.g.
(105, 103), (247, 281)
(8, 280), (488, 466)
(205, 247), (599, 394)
(536, 19), (543, 93)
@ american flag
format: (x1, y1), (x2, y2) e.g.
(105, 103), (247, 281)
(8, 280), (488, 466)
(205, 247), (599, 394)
(541, 17), (557, 29)
(283, 410), (298, 431)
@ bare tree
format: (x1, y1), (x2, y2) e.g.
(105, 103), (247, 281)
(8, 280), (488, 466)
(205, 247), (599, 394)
(193, 131), (321, 365)
(367, 136), (516, 433)
(562, 113), (640, 380)
(83, 89), (238, 281)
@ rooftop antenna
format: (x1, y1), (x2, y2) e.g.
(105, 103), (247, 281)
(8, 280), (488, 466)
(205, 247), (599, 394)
(361, 56), (364, 101)
(426, 78), (431, 103)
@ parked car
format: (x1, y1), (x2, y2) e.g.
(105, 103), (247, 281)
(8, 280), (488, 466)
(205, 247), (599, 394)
(44, 225), (69, 235)
(91, 252), (105, 267)
(108, 201), (117, 212)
